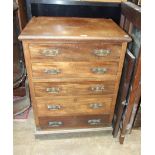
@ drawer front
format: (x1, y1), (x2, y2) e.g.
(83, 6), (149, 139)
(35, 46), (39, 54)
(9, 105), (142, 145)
(29, 43), (121, 62)
(34, 81), (115, 97)
(32, 62), (118, 79)
(38, 114), (111, 129)
(36, 96), (113, 116)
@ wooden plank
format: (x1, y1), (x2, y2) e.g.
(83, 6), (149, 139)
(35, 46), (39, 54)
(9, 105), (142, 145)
(31, 62), (118, 79)
(128, 23), (133, 35)
(124, 18), (130, 32)
(127, 87), (141, 133)
(22, 42), (39, 127)
(112, 50), (135, 137)
(29, 43), (122, 62)
(38, 114), (110, 129)
(120, 14), (125, 28)
(19, 17), (131, 42)
(119, 50), (141, 144)
(109, 42), (127, 122)
(36, 95), (113, 117)
(133, 102), (141, 128)
(34, 81), (115, 97)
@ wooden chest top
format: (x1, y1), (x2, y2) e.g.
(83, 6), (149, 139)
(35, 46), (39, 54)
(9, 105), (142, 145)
(19, 17), (131, 42)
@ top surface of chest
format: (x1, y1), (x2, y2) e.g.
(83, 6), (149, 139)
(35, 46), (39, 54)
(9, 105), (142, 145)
(19, 17), (131, 42)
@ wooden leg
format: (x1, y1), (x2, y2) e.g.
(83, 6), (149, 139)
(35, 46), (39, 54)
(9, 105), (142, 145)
(119, 134), (125, 144)
(112, 115), (121, 138)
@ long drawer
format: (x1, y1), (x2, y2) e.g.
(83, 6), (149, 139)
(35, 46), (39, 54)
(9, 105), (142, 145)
(38, 114), (111, 129)
(34, 81), (115, 97)
(29, 43), (122, 62)
(32, 62), (118, 79)
(36, 96), (113, 117)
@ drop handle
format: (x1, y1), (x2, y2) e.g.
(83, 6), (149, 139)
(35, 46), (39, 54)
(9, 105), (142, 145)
(42, 49), (59, 57)
(89, 103), (103, 109)
(93, 49), (111, 57)
(44, 69), (61, 75)
(48, 121), (63, 127)
(46, 87), (60, 94)
(91, 67), (107, 74)
(91, 85), (104, 92)
(47, 105), (61, 110)
(88, 119), (101, 125)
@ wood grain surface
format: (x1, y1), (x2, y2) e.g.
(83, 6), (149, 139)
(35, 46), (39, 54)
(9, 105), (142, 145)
(20, 17), (130, 131)
(29, 43), (122, 62)
(19, 17), (131, 42)
(34, 81), (115, 97)
(32, 62), (118, 79)
(38, 114), (111, 129)
(36, 95), (113, 116)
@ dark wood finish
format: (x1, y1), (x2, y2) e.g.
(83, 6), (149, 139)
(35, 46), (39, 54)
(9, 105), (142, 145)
(121, 2), (141, 29)
(127, 92), (140, 133)
(13, 0), (27, 102)
(111, 1), (141, 144)
(16, 0), (28, 30)
(119, 51), (141, 144)
(38, 114), (111, 129)
(112, 50), (135, 137)
(133, 102), (141, 128)
(19, 17), (130, 134)
(129, 0), (141, 6)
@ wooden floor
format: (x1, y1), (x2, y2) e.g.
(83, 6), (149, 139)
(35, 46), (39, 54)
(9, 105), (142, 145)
(14, 108), (140, 155)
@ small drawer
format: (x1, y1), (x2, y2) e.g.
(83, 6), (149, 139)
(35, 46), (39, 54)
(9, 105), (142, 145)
(32, 62), (118, 79)
(34, 81), (115, 97)
(36, 95), (113, 117)
(29, 43), (122, 62)
(38, 114), (111, 129)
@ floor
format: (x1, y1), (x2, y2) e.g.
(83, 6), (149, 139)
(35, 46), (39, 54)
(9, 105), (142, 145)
(14, 109), (141, 155)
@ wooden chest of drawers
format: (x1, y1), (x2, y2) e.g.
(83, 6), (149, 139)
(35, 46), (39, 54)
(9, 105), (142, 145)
(19, 17), (131, 132)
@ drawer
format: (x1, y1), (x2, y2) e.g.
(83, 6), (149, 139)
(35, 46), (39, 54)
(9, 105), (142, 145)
(38, 114), (111, 129)
(34, 81), (115, 97)
(32, 62), (118, 79)
(29, 43), (122, 62)
(36, 96), (113, 117)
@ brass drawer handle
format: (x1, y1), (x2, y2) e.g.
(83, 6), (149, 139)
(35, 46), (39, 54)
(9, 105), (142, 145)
(94, 49), (111, 57)
(89, 103), (103, 109)
(42, 49), (59, 57)
(47, 105), (61, 110)
(91, 67), (107, 74)
(91, 85), (104, 92)
(44, 69), (61, 75)
(46, 87), (60, 94)
(88, 119), (101, 125)
(48, 121), (63, 127)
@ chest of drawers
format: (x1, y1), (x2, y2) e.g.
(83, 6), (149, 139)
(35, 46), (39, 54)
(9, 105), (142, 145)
(19, 17), (131, 132)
